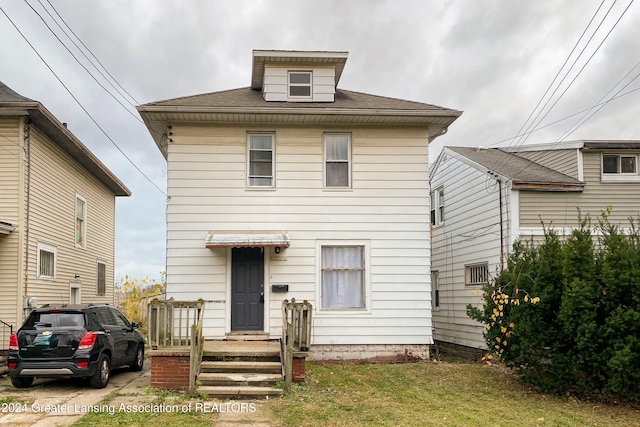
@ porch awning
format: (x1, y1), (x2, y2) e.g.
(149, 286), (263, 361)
(205, 231), (290, 248)
(0, 221), (15, 235)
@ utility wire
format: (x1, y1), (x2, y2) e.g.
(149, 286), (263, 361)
(0, 5), (167, 197)
(24, 0), (144, 124)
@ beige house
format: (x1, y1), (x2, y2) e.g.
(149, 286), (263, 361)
(0, 81), (130, 344)
(429, 141), (640, 351)
(138, 50), (462, 360)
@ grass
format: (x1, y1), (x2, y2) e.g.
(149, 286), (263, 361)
(265, 361), (640, 427)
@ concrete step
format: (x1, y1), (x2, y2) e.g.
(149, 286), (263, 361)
(200, 360), (282, 374)
(198, 372), (282, 387)
(198, 385), (283, 399)
(202, 342), (281, 362)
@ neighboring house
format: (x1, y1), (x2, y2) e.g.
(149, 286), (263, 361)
(0, 81), (131, 342)
(430, 141), (640, 350)
(138, 50), (462, 360)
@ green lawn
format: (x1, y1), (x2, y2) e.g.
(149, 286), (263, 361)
(265, 361), (640, 427)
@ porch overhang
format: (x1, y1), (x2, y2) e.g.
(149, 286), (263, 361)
(0, 221), (15, 235)
(205, 231), (290, 248)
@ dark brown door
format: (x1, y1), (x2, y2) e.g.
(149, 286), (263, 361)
(231, 247), (264, 331)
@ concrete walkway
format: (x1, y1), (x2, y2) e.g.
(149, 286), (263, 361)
(0, 363), (151, 426)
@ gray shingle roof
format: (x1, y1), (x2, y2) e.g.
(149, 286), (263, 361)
(0, 81), (36, 103)
(141, 87), (457, 112)
(447, 146), (583, 188)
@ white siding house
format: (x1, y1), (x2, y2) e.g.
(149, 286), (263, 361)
(138, 50), (462, 360)
(430, 141), (640, 350)
(0, 81), (130, 344)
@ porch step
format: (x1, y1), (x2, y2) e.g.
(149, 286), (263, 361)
(201, 360), (282, 374)
(197, 385), (283, 399)
(197, 340), (283, 399)
(198, 372), (282, 387)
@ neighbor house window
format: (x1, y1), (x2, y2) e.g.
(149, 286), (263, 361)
(321, 246), (365, 309)
(324, 134), (351, 188)
(288, 71), (312, 98)
(430, 187), (444, 225)
(37, 242), (56, 279)
(97, 261), (106, 296)
(603, 154), (637, 174)
(466, 263), (489, 286)
(247, 134), (274, 187)
(431, 270), (440, 310)
(75, 195), (86, 248)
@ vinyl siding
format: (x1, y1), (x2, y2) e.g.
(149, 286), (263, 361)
(430, 150), (508, 349)
(519, 151), (640, 229)
(515, 148), (579, 179)
(0, 118), (23, 331)
(165, 124), (433, 345)
(22, 125), (117, 310)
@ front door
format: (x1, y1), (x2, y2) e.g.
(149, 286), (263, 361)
(231, 247), (264, 331)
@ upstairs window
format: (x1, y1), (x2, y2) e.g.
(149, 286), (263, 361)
(601, 154), (640, 182)
(288, 71), (312, 99)
(324, 134), (351, 188)
(430, 188), (444, 225)
(75, 195), (86, 248)
(247, 134), (275, 187)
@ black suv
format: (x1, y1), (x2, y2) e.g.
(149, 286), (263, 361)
(8, 304), (145, 389)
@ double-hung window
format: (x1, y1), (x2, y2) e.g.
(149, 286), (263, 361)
(321, 246), (365, 309)
(324, 134), (351, 188)
(248, 134), (274, 187)
(37, 242), (56, 279)
(288, 71), (312, 99)
(75, 195), (86, 248)
(430, 188), (444, 225)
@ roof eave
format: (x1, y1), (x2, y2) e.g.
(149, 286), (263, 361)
(512, 182), (584, 192)
(27, 104), (131, 196)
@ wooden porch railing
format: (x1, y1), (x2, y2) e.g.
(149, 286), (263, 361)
(282, 298), (312, 392)
(189, 303), (205, 393)
(147, 298), (205, 349)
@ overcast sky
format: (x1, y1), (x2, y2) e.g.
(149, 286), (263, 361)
(1, 0), (639, 283)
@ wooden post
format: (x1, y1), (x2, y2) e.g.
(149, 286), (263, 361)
(285, 321), (294, 393)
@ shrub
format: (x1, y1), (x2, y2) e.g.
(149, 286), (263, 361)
(468, 210), (640, 402)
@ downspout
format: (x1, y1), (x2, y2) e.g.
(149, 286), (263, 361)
(498, 179), (504, 271)
(23, 119), (32, 307)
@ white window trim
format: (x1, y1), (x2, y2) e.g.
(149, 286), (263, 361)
(465, 263), (489, 286)
(287, 70), (312, 100)
(601, 153), (640, 183)
(246, 133), (275, 189)
(75, 194), (87, 249)
(323, 133), (352, 190)
(315, 240), (371, 315)
(430, 187), (444, 226)
(37, 242), (57, 280)
(97, 260), (107, 296)
(70, 280), (81, 304)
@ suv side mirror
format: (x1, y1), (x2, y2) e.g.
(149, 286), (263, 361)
(131, 322), (139, 330)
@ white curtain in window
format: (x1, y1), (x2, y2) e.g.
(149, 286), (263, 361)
(325, 135), (349, 160)
(322, 246), (364, 308)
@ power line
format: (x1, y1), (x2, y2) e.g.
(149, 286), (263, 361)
(0, 5), (167, 197)
(24, 0), (143, 124)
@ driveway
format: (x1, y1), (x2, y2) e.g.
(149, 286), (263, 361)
(0, 361), (150, 427)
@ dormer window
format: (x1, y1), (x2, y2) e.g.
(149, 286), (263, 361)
(288, 71), (312, 99)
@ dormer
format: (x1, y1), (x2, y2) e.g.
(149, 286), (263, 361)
(251, 50), (349, 102)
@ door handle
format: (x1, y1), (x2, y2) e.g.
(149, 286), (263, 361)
(260, 292), (264, 303)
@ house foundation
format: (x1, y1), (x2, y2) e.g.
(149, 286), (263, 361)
(308, 344), (430, 362)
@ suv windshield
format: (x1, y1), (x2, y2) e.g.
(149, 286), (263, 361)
(23, 312), (86, 328)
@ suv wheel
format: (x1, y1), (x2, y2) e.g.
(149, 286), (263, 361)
(130, 344), (144, 372)
(89, 354), (110, 389)
(11, 376), (34, 388)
